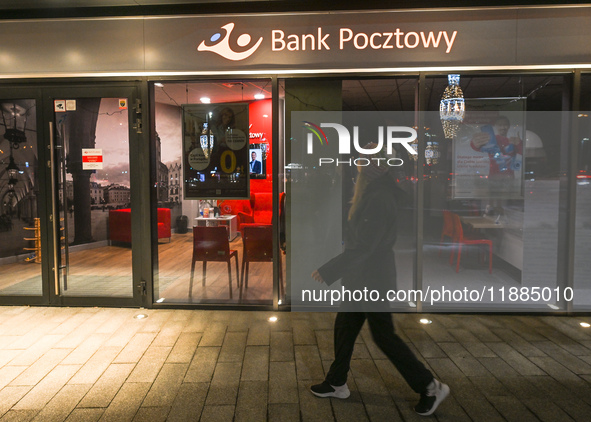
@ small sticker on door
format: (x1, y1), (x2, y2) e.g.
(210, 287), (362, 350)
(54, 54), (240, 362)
(66, 100), (76, 111)
(119, 99), (128, 110)
(54, 100), (66, 112)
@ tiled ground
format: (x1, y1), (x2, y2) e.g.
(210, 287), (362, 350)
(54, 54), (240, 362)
(0, 306), (590, 421)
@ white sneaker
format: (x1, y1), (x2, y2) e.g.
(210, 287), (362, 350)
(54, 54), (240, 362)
(415, 379), (450, 416)
(310, 381), (351, 399)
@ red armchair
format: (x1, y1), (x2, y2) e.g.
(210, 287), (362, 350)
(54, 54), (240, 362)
(109, 208), (171, 243)
(238, 192), (273, 231)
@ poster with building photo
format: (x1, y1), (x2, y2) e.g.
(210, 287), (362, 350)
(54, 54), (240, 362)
(182, 103), (249, 199)
(452, 98), (526, 199)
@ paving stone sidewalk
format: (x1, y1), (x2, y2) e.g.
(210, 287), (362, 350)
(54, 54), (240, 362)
(0, 306), (591, 421)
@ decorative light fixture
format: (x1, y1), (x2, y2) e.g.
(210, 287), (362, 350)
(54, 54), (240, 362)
(7, 154), (19, 178)
(254, 93), (265, 100)
(200, 120), (214, 160)
(2, 103), (28, 149)
(439, 74), (465, 139)
(200, 97), (211, 104)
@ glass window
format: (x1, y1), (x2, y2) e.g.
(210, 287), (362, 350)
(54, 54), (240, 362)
(152, 79), (275, 305)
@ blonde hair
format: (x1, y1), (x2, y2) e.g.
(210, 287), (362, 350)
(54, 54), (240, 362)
(348, 170), (371, 221)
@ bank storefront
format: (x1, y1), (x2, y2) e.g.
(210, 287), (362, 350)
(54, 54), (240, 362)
(0, 4), (589, 312)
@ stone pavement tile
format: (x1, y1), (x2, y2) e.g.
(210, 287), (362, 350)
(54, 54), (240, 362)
(462, 341), (497, 358)
(181, 311), (212, 333)
(199, 405), (235, 422)
(270, 331), (294, 362)
(95, 310), (135, 336)
(0, 409), (38, 422)
(314, 330), (333, 362)
(269, 361), (298, 404)
(136, 311), (174, 334)
(184, 347), (220, 383)
(421, 319), (456, 343)
(218, 332), (247, 363)
(50, 311), (95, 336)
(350, 359), (398, 421)
(77, 363), (135, 408)
(0, 308), (47, 337)
(468, 375), (511, 397)
(425, 357), (464, 379)
(526, 373), (591, 408)
(64, 408), (104, 422)
(428, 395), (471, 422)
(521, 398), (576, 422)
(330, 378), (368, 422)
(10, 348), (71, 386)
(532, 341), (591, 374)
(294, 345), (324, 381)
(477, 357), (521, 378)
(246, 321), (270, 346)
(495, 316), (547, 342)
(13, 364), (81, 410)
(205, 362), (241, 406)
(482, 395), (539, 422)
(126, 346), (172, 383)
(269, 314), (292, 332)
(99, 382), (151, 422)
(151, 320), (184, 348)
(350, 342), (371, 361)
(0, 337), (20, 352)
(226, 311), (251, 333)
(141, 363), (188, 407)
(61, 333), (110, 365)
(241, 346), (269, 381)
(268, 403), (299, 422)
(166, 333), (201, 364)
(199, 323), (227, 347)
(0, 367), (26, 391)
(9, 335), (65, 366)
(533, 325), (590, 356)
(292, 319), (317, 345)
(458, 318), (502, 342)
(539, 317), (591, 343)
(402, 329), (446, 358)
(0, 387), (32, 418)
(131, 406), (169, 422)
(101, 316), (142, 349)
(297, 380), (333, 422)
(112, 332), (157, 364)
(490, 328), (547, 357)
(3, 323), (61, 351)
(528, 356), (591, 393)
(68, 346), (122, 385)
(439, 342), (491, 377)
(447, 377), (505, 422)
(166, 382), (208, 422)
(52, 310), (115, 350)
(485, 342), (545, 376)
(169, 310), (193, 324)
(234, 380), (267, 422)
(30, 384), (91, 422)
(554, 397), (591, 422)
(448, 328), (481, 343)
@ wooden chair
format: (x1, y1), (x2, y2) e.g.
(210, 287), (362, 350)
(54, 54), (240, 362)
(450, 213), (493, 274)
(438, 209), (455, 257)
(240, 225), (281, 290)
(189, 226), (239, 298)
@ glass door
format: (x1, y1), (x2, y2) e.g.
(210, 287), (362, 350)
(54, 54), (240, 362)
(45, 86), (143, 306)
(0, 90), (46, 303)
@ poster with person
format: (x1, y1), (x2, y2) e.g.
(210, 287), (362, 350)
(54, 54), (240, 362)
(182, 103), (249, 199)
(452, 98), (526, 199)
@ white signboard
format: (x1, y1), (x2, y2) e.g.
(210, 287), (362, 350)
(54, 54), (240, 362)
(82, 148), (103, 170)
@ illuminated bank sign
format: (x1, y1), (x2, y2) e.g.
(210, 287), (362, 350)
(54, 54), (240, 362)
(198, 22), (458, 61)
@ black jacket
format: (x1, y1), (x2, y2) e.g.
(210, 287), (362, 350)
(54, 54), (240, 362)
(317, 174), (399, 297)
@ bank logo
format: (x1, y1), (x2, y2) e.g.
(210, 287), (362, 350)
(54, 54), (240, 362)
(198, 23), (263, 61)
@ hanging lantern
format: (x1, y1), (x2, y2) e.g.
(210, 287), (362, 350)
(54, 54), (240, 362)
(7, 154), (20, 178)
(2, 103), (28, 149)
(439, 74), (465, 139)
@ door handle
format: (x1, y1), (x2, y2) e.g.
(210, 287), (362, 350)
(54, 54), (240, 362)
(49, 121), (60, 296)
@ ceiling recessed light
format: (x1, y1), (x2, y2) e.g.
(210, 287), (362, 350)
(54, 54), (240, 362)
(254, 93), (265, 100)
(580, 322), (590, 328)
(154, 83), (164, 87)
(200, 97), (211, 104)
(134, 313), (148, 320)
(419, 318), (432, 325)
(268, 316), (278, 322)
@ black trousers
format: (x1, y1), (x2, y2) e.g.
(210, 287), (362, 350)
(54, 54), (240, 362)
(325, 312), (433, 394)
